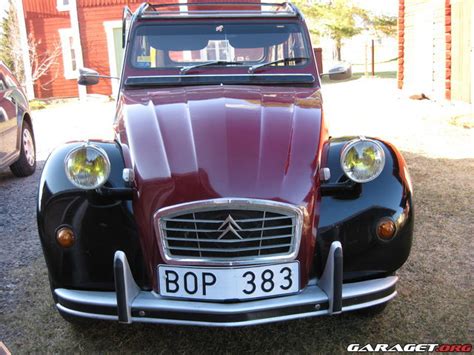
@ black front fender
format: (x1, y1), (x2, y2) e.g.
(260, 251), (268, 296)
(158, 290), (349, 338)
(316, 137), (414, 282)
(37, 141), (148, 292)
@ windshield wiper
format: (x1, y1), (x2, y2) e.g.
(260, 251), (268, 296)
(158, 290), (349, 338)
(248, 57), (310, 73)
(180, 60), (244, 74)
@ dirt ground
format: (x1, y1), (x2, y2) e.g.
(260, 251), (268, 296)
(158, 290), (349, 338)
(0, 77), (473, 353)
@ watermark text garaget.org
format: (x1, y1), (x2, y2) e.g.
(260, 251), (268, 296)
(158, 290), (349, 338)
(347, 343), (472, 352)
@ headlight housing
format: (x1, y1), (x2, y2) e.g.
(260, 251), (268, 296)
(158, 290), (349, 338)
(340, 138), (385, 183)
(64, 143), (111, 190)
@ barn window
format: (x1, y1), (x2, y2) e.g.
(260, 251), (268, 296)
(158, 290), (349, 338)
(57, 0), (70, 11)
(59, 28), (78, 79)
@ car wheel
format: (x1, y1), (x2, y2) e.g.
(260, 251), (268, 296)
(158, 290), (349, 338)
(352, 302), (388, 316)
(10, 121), (36, 177)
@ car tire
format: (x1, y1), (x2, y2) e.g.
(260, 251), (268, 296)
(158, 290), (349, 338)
(352, 302), (388, 316)
(10, 121), (36, 177)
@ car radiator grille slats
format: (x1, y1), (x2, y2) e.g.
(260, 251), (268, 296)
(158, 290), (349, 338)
(158, 208), (298, 261)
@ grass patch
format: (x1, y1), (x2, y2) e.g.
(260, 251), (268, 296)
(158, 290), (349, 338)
(28, 96), (114, 112)
(450, 114), (474, 129)
(28, 98), (80, 111)
(29, 100), (48, 111)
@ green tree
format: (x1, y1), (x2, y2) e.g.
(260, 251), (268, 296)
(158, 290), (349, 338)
(0, 0), (24, 82)
(294, 0), (397, 61)
(294, 0), (369, 61)
(371, 15), (398, 38)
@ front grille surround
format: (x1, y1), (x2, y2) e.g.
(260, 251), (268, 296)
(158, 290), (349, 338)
(154, 198), (304, 265)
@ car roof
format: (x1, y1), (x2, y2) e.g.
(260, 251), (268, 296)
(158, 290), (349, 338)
(0, 60), (16, 80)
(132, 2), (301, 20)
(0, 61), (13, 74)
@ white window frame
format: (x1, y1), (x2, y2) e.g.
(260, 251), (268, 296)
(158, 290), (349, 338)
(58, 28), (77, 80)
(200, 40), (235, 61)
(56, 0), (71, 12)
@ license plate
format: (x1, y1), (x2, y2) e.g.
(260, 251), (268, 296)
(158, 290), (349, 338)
(158, 262), (299, 301)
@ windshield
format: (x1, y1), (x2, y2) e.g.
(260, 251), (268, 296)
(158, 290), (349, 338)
(130, 22), (310, 71)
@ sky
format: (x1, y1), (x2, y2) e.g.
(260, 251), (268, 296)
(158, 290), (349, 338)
(0, 1), (8, 19)
(0, 0), (8, 15)
(353, 0), (398, 16)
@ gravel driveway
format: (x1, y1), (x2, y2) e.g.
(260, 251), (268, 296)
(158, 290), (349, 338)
(1, 78), (472, 353)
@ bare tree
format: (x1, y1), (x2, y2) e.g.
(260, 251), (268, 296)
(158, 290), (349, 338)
(0, 0), (62, 91)
(27, 34), (62, 89)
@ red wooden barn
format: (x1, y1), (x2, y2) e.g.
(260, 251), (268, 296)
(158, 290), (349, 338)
(19, 0), (143, 99)
(18, 0), (258, 99)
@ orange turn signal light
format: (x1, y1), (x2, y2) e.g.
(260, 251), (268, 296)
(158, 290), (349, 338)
(376, 219), (396, 240)
(56, 227), (75, 248)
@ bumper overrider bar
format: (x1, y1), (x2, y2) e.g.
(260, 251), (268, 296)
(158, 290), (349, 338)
(55, 242), (398, 327)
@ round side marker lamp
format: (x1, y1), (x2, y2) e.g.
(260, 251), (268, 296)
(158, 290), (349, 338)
(64, 143), (111, 190)
(376, 218), (396, 240)
(56, 227), (75, 248)
(340, 138), (385, 183)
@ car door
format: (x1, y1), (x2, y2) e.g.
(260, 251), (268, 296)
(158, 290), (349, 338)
(0, 73), (19, 167)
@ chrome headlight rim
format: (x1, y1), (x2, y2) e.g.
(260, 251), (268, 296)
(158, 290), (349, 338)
(64, 143), (111, 190)
(340, 137), (386, 183)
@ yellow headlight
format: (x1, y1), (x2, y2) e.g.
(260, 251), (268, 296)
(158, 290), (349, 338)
(64, 144), (111, 189)
(340, 138), (385, 183)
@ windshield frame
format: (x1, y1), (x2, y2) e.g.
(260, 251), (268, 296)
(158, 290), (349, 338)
(125, 19), (315, 74)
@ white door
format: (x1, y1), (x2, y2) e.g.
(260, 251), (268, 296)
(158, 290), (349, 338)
(471, 2), (474, 103)
(404, 4), (434, 96)
(104, 21), (124, 97)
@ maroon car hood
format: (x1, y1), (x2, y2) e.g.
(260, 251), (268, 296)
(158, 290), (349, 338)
(116, 85), (325, 287)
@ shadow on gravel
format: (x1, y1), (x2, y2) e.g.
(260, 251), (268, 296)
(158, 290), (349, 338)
(0, 153), (472, 353)
(0, 162), (45, 322)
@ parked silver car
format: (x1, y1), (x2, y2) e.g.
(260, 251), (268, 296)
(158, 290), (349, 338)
(0, 62), (36, 176)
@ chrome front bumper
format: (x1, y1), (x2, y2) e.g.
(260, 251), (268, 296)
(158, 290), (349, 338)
(55, 242), (398, 327)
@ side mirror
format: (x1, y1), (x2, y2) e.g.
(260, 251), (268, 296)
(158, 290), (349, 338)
(78, 68), (99, 86)
(327, 62), (352, 81)
(78, 68), (119, 86)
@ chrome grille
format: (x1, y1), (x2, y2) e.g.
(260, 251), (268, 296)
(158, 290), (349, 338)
(154, 199), (303, 265)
